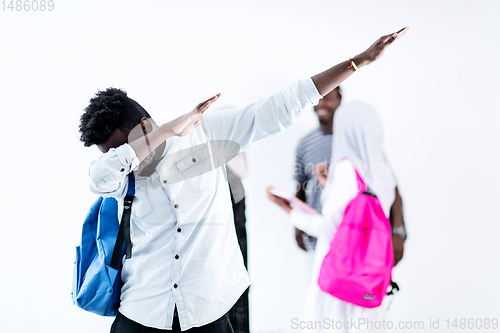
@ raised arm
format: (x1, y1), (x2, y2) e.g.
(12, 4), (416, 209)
(312, 27), (409, 96)
(88, 95), (220, 196)
(128, 94), (220, 162)
(202, 28), (409, 152)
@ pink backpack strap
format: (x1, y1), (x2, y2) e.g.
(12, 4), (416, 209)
(339, 157), (367, 193)
(352, 163), (367, 193)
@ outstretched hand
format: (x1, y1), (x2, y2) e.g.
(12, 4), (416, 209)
(311, 27), (409, 96)
(168, 93), (221, 137)
(357, 27), (409, 66)
(266, 186), (292, 213)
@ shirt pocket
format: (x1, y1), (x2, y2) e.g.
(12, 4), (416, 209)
(174, 144), (216, 193)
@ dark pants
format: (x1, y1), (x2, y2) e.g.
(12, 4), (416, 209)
(227, 172), (250, 333)
(110, 309), (234, 333)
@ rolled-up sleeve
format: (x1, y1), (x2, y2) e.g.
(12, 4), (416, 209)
(202, 78), (322, 151)
(88, 144), (140, 198)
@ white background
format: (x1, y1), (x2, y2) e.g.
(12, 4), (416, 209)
(1, 0), (499, 332)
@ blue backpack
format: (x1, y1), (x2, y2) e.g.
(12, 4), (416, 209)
(72, 173), (135, 316)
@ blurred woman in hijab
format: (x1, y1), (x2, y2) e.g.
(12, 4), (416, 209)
(268, 101), (405, 332)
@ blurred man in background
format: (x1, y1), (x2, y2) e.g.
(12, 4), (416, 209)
(294, 87), (342, 276)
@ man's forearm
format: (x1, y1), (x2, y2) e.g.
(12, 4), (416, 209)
(128, 123), (174, 162)
(311, 55), (368, 97)
(128, 94), (217, 162)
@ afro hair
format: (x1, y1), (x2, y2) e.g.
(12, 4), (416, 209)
(79, 88), (151, 147)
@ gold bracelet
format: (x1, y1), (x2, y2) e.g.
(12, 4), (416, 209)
(348, 57), (359, 72)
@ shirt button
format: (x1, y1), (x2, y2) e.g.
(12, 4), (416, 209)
(163, 179), (167, 184)
(174, 204), (179, 209)
(177, 228), (181, 233)
(175, 254), (179, 260)
(120, 168), (125, 172)
(192, 158), (197, 163)
(173, 283), (178, 289)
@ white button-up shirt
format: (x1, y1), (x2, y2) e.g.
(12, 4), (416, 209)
(87, 78), (322, 330)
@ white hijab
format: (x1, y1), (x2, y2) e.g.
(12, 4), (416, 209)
(328, 101), (396, 213)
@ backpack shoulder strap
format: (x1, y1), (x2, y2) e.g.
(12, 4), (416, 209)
(347, 160), (367, 193)
(110, 173), (135, 269)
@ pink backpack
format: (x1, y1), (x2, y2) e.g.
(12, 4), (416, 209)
(317, 163), (395, 308)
